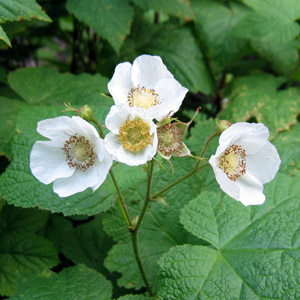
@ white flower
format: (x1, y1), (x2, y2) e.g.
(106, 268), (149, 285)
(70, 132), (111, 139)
(209, 122), (281, 206)
(30, 116), (113, 197)
(108, 54), (188, 121)
(104, 105), (158, 166)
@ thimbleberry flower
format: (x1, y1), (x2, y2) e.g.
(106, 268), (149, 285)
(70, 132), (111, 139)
(157, 122), (190, 160)
(108, 54), (188, 121)
(30, 116), (113, 197)
(209, 122), (281, 206)
(104, 105), (158, 166)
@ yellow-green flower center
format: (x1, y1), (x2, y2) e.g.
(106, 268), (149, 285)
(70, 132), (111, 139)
(128, 85), (159, 109)
(119, 118), (152, 152)
(218, 144), (246, 181)
(63, 135), (95, 171)
(157, 124), (183, 156)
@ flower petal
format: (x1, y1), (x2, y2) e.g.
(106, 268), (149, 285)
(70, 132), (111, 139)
(30, 140), (75, 184)
(53, 165), (99, 197)
(236, 173), (265, 206)
(131, 55), (173, 89)
(219, 122), (269, 155)
(37, 116), (77, 141)
(246, 141), (281, 184)
(91, 153), (113, 191)
(146, 77), (188, 121)
(105, 105), (130, 134)
(108, 62), (133, 105)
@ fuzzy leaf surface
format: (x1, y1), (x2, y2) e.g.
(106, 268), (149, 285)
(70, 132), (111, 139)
(10, 264), (112, 300)
(66, 0), (133, 53)
(0, 205), (58, 296)
(219, 75), (300, 139)
(132, 0), (194, 19)
(158, 173), (300, 299)
(192, 0), (249, 76)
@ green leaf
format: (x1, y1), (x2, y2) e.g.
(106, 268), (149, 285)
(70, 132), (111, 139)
(0, 97), (23, 158)
(66, 0), (134, 53)
(103, 155), (215, 291)
(158, 173), (300, 299)
(132, 0), (194, 19)
(251, 39), (299, 75)
(0, 205), (58, 296)
(44, 214), (113, 276)
(0, 0), (51, 23)
(232, 0), (300, 43)
(8, 67), (109, 105)
(117, 295), (152, 300)
(143, 27), (214, 94)
(10, 264), (112, 300)
(0, 24), (10, 46)
(230, 0), (300, 73)
(219, 75), (300, 139)
(192, 0), (249, 76)
(273, 122), (300, 176)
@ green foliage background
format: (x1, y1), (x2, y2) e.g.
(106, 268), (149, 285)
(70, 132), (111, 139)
(0, 0), (299, 299)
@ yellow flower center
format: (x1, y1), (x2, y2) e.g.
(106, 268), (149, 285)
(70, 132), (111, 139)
(218, 144), (246, 181)
(63, 135), (95, 171)
(128, 85), (159, 109)
(119, 118), (152, 152)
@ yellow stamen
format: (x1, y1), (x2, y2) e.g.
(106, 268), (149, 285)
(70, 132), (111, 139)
(128, 85), (159, 109)
(218, 144), (246, 181)
(119, 118), (152, 152)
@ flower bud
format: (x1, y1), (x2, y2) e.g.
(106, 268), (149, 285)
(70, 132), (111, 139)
(77, 105), (94, 122)
(216, 120), (232, 132)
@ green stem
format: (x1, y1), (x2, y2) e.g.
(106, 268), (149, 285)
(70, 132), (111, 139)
(92, 117), (132, 228)
(131, 232), (154, 296)
(199, 130), (220, 159)
(152, 162), (209, 199)
(130, 160), (155, 296)
(152, 130), (219, 199)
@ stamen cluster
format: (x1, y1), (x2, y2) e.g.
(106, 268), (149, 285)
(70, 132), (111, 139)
(127, 85), (159, 109)
(157, 124), (183, 156)
(63, 134), (95, 171)
(119, 119), (151, 152)
(218, 144), (246, 181)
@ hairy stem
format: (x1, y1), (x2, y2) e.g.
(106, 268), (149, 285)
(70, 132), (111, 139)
(92, 118), (132, 227)
(130, 160), (155, 296)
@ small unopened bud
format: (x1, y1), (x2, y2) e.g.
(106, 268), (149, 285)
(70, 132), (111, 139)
(77, 105), (93, 122)
(217, 120), (232, 132)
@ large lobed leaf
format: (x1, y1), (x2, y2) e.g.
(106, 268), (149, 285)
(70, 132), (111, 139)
(0, 0), (51, 46)
(132, 0), (194, 19)
(219, 74), (300, 139)
(191, 0), (249, 76)
(66, 0), (134, 54)
(159, 173), (300, 299)
(230, 0), (300, 74)
(10, 264), (112, 300)
(0, 205), (59, 296)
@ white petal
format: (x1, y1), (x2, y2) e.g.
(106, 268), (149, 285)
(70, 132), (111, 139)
(219, 122), (269, 154)
(91, 152), (113, 191)
(246, 141), (281, 184)
(53, 165), (99, 197)
(108, 62), (133, 105)
(68, 116), (100, 143)
(37, 116), (77, 141)
(209, 155), (240, 200)
(236, 173), (265, 206)
(30, 140), (74, 184)
(105, 105), (130, 134)
(132, 55), (173, 89)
